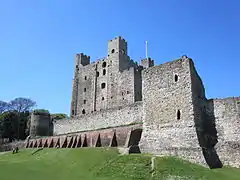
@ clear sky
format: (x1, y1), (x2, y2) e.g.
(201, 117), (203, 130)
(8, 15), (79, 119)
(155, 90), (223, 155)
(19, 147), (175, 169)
(0, 0), (239, 115)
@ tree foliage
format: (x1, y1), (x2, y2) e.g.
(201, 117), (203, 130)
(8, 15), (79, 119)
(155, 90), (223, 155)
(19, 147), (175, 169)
(0, 101), (8, 114)
(8, 98), (36, 113)
(51, 113), (68, 120)
(0, 111), (30, 141)
(0, 97), (35, 141)
(0, 97), (68, 142)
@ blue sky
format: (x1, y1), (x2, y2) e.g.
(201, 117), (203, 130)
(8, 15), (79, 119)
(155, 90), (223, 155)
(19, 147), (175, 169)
(0, 0), (239, 115)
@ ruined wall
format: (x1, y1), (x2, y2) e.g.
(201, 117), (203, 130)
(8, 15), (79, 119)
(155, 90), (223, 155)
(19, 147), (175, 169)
(54, 102), (142, 135)
(115, 67), (136, 107)
(71, 53), (90, 116)
(71, 36), (143, 116)
(95, 59), (108, 111)
(139, 55), (239, 168)
(30, 112), (53, 137)
(140, 57), (154, 69)
(134, 67), (143, 101)
(139, 57), (206, 165)
(208, 97), (240, 167)
(27, 124), (142, 149)
(77, 59), (96, 115)
(190, 59), (222, 168)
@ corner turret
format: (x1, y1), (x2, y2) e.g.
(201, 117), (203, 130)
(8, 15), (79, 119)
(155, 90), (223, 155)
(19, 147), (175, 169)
(75, 53), (90, 67)
(140, 57), (154, 69)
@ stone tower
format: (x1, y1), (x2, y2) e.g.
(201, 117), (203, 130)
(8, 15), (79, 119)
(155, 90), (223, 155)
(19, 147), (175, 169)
(30, 111), (53, 137)
(70, 36), (152, 117)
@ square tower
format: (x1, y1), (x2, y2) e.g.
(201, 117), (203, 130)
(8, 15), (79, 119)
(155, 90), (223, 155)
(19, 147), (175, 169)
(108, 36), (128, 56)
(140, 57), (154, 69)
(107, 36), (129, 71)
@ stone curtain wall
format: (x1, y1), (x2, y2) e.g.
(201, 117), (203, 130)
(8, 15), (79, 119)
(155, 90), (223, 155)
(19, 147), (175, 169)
(208, 97), (240, 167)
(139, 58), (207, 166)
(26, 124), (142, 149)
(54, 102), (143, 135)
(190, 60), (223, 168)
(139, 56), (240, 168)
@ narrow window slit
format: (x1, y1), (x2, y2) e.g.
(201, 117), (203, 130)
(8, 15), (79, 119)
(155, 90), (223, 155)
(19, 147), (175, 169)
(177, 110), (181, 120)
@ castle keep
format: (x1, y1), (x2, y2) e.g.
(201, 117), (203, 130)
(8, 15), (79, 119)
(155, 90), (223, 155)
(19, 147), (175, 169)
(71, 36), (148, 117)
(28, 36), (240, 169)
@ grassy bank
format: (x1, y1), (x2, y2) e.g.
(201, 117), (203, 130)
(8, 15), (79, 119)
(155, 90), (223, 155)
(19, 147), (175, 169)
(0, 148), (239, 180)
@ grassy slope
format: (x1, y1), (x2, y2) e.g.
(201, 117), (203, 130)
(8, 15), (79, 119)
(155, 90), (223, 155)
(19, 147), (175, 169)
(0, 148), (239, 180)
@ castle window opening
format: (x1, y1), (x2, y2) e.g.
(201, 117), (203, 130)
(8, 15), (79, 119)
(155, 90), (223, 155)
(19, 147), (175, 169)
(127, 91), (130, 94)
(82, 109), (86, 114)
(96, 71), (99, 77)
(84, 88), (86, 92)
(177, 110), (181, 120)
(103, 69), (106, 75)
(174, 74), (178, 82)
(111, 49), (115, 54)
(72, 110), (75, 115)
(85, 76), (87, 80)
(102, 62), (107, 68)
(101, 83), (106, 89)
(121, 49), (125, 54)
(83, 100), (86, 104)
(102, 97), (104, 100)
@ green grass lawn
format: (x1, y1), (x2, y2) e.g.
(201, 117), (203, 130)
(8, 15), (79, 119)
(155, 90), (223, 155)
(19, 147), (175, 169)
(0, 148), (239, 180)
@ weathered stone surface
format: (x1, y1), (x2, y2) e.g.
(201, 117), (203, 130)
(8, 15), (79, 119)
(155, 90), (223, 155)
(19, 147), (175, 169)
(138, 57), (236, 168)
(30, 112), (53, 137)
(54, 102), (142, 135)
(70, 37), (144, 117)
(139, 58), (199, 157)
(209, 97), (240, 167)
(27, 124), (142, 149)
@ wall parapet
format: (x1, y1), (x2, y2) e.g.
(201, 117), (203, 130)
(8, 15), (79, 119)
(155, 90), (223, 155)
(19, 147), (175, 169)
(54, 102), (143, 135)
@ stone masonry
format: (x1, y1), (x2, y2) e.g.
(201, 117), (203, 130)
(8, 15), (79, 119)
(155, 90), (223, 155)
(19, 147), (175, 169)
(30, 36), (240, 168)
